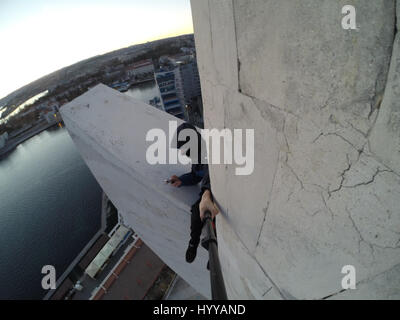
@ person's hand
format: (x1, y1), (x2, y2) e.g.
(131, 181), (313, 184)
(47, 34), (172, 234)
(199, 190), (219, 221)
(169, 175), (182, 187)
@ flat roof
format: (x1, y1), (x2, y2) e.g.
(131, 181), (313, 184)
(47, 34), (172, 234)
(85, 225), (131, 278)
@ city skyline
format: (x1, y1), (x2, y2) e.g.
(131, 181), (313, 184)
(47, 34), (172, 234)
(0, 0), (194, 101)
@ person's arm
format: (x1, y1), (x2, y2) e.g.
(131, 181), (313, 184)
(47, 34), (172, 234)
(200, 170), (211, 193)
(199, 189), (219, 220)
(178, 171), (203, 186)
(199, 171), (219, 220)
(169, 171), (202, 187)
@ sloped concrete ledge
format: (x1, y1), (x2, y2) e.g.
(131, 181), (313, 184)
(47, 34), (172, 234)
(61, 85), (211, 299)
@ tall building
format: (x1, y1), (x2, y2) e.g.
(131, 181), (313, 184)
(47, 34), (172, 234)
(154, 70), (185, 119)
(155, 54), (202, 121)
(174, 60), (201, 107)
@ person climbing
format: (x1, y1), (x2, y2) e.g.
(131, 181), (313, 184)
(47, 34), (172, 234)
(168, 122), (219, 264)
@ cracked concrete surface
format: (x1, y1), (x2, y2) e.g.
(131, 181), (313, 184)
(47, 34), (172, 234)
(191, 0), (400, 299)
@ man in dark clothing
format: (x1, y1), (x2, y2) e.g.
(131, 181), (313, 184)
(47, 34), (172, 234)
(168, 122), (219, 264)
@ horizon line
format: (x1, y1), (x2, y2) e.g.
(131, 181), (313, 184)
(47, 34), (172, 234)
(0, 31), (194, 104)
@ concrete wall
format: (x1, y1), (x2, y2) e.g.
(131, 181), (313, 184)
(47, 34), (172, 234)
(191, 0), (400, 299)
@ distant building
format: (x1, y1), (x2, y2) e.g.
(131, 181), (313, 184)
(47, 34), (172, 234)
(174, 60), (202, 107)
(0, 132), (8, 149)
(155, 70), (185, 119)
(35, 102), (48, 111)
(158, 55), (170, 65)
(167, 53), (193, 66)
(180, 47), (195, 55)
(59, 98), (69, 106)
(17, 107), (37, 118)
(103, 70), (124, 82)
(126, 59), (154, 78)
(155, 53), (202, 120)
(48, 101), (60, 113)
(40, 111), (62, 124)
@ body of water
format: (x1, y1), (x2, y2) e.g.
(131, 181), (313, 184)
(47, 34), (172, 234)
(0, 81), (157, 300)
(124, 80), (160, 103)
(0, 127), (102, 299)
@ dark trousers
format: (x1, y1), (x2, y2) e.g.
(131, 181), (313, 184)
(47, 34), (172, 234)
(190, 199), (204, 247)
(190, 198), (216, 248)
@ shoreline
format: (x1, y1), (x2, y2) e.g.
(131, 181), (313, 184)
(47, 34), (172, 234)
(130, 77), (154, 87)
(0, 121), (61, 158)
(0, 79), (155, 159)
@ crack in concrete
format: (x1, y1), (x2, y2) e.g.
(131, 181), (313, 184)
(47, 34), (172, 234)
(244, 91), (301, 121)
(328, 153), (352, 197)
(365, 138), (400, 177)
(321, 289), (347, 300)
(252, 257), (289, 300)
(321, 191), (335, 220)
(345, 207), (375, 256)
(345, 204), (400, 254)
(255, 143), (280, 248)
(256, 201), (269, 248)
(231, 0), (241, 93)
(282, 129), (290, 164)
(207, 0), (215, 55)
(323, 262), (400, 299)
(346, 120), (369, 138)
(285, 162), (304, 190)
(262, 286), (273, 297)
(313, 131), (362, 154)
(226, 216), (288, 300)
(343, 168), (391, 189)
(312, 132), (323, 143)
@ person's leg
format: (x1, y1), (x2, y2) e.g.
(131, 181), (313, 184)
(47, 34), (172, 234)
(186, 199), (203, 263)
(190, 199), (204, 246)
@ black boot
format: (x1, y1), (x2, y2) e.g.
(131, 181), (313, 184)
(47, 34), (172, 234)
(185, 241), (198, 263)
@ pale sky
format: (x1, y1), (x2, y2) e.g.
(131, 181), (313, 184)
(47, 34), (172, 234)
(0, 0), (194, 100)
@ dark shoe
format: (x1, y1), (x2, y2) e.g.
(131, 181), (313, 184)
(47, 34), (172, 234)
(185, 242), (198, 263)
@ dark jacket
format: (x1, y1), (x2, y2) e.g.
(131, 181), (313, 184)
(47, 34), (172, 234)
(176, 122), (210, 193)
(179, 163), (210, 194)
